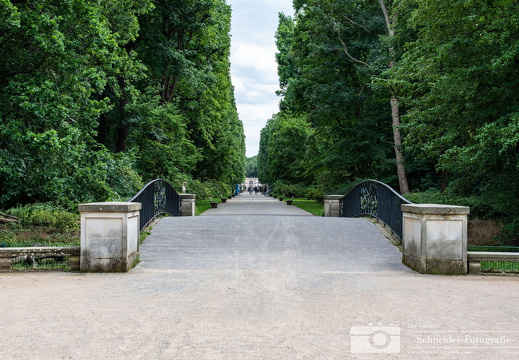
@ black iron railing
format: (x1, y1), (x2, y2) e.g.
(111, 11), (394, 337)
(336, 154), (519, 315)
(129, 179), (181, 231)
(340, 179), (413, 241)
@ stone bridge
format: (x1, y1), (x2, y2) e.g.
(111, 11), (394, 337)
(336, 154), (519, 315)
(2, 193), (519, 358)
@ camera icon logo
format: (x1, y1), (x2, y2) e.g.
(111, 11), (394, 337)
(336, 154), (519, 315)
(351, 325), (401, 353)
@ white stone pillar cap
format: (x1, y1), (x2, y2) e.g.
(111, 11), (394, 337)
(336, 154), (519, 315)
(78, 202), (142, 212)
(401, 203), (469, 215)
(179, 194), (196, 199)
(324, 195), (345, 200)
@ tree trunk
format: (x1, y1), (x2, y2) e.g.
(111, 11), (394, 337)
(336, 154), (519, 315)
(0, 218), (17, 224)
(115, 42), (135, 153)
(379, 0), (409, 194)
(0, 212), (20, 224)
(115, 76), (129, 153)
(115, 124), (129, 153)
(440, 171), (449, 192)
(391, 97), (409, 194)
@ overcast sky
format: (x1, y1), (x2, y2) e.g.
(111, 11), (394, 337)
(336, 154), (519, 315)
(227, 0), (295, 157)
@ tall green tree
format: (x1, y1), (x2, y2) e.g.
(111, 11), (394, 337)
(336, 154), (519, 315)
(245, 156), (258, 178)
(0, 0), (148, 207)
(260, 0), (398, 192)
(134, 0), (245, 184)
(392, 0), (519, 215)
(260, 113), (313, 184)
(378, 0), (409, 193)
(0, 0), (245, 208)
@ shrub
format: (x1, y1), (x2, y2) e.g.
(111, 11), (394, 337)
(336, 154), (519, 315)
(271, 182), (308, 198)
(324, 178), (366, 197)
(496, 218), (519, 247)
(0, 132), (145, 210)
(104, 151), (144, 201)
(181, 179), (232, 200)
(305, 186), (324, 203)
(6, 203), (79, 231)
(403, 191), (500, 219)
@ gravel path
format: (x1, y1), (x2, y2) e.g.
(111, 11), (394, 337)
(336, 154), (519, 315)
(1, 194), (518, 359)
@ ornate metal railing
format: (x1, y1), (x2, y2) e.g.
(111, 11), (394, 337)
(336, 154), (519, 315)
(129, 179), (181, 231)
(340, 179), (413, 241)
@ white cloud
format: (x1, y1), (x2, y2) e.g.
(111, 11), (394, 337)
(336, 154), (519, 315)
(231, 42), (278, 80)
(237, 103), (279, 123)
(232, 75), (278, 103)
(236, 103), (280, 157)
(228, 0), (294, 157)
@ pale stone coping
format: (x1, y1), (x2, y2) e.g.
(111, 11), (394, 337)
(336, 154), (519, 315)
(467, 251), (519, 262)
(0, 247), (81, 271)
(324, 195), (344, 201)
(0, 246), (80, 253)
(78, 202), (142, 212)
(179, 194), (196, 200)
(401, 203), (470, 215)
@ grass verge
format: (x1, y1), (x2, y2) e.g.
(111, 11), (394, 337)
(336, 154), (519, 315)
(140, 230), (152, 244)
(290, 198), (324, 216)
(196, 199), (213, 216)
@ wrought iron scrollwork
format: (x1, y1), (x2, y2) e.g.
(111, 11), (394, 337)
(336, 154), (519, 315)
(360, 182), (378, 217)
(339, 180), (413, 241)
(154, 180), (167, 215)
(129, 179), (181, 231)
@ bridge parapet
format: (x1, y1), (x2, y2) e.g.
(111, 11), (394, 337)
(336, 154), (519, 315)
(325, 179), (471, 275)
(329, 180), (412, 240)
(78, 180), (194, 272)
(402, 204), (470, 275)
(79, 202), (141, 272)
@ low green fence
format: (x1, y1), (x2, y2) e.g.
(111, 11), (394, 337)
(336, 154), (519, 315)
(468, 245), (519, 273)
(479, 261), (519, 273)
(468, 245), (519, 252)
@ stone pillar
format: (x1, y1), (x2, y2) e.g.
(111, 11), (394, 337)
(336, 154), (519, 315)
(324, 195), (343, 217)
(78, 202), (141, 272)
(180, 194), (196, 216)
(401, 204), (470, 275)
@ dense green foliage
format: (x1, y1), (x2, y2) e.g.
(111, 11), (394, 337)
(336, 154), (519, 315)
(0, 0), (245, 210)
(260, 1), (399, 197)
(259, 0), (518, 242)
(392, 0), (519, 218)
(245, 156), (258, 178)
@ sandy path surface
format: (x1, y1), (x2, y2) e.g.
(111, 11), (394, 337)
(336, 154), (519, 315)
(1, 195), (518, 359)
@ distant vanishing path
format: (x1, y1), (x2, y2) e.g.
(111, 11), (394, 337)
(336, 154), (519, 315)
(201, 192), (313, 216)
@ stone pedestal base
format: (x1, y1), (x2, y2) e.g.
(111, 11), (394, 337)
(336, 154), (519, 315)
(180, 194), (196, 216)
(79, 202), (141, 272)
(324, 195), (343, 217)
(402, 204), (469, 275)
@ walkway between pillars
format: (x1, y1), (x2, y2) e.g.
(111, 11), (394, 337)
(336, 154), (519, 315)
(138, 193), (407, 273)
